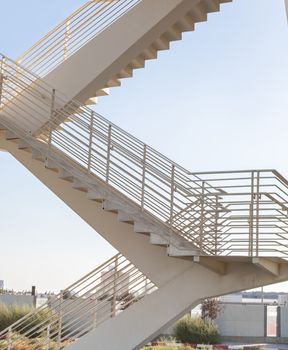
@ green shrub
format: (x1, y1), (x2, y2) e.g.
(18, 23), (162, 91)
(0, 304), (58, 338)
(0, 304), (31, 332)
(0, 335), (73, 350)
(174, 315), (219, 344)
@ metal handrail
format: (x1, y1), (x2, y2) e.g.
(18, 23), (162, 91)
(1, 55), (288, 257)
(0, 54), (220, 254)
(16, 0), (142, 77)
(0, 254), (156, 350)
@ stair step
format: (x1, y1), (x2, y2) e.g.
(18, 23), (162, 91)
(116, 67), (133, 79)
(102, 199), (127, 212)
(45, 159), (58, 171)
(18, 139), (31, 150)
(72, 179), (88, 192)
(95, 88), (110, 97)
(202, 0), (220, 14)
(31, 149), (45, 161)
(164, 24), (182, 42)
(134, 222), (153, 235)
(150, 233), (168, 246)
(140, 46), (158, 60)
(5, 131), (19, 140)
(104, 79), (121, 88)
(177, 15), (195, 32)
(85, 97), (98, 105)
(117, 211), (135, 224)
(87, 188), (105, 201)
(128, 57), (145, 70)
(188, 5), (208, 23)
(153, 36), (170, 51)
(58, 168), (73, 181)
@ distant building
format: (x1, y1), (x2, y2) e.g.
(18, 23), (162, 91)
(220, 293), (242, 303)
(0, 280), (4, 290)
(279, 294), (288, 306)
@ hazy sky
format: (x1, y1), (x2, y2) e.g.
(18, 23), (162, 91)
(0, 0), (288, 293)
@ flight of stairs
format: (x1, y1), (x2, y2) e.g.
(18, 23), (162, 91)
(83, 0), (233, 105)
(17, 0), (233, 108)
(1, 1), (288, 348)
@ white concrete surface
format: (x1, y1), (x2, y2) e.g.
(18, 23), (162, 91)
(280, 306), (288, 337)
(216, 303), (265, 337)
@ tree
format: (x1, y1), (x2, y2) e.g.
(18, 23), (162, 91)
(201, 298), (220, 321)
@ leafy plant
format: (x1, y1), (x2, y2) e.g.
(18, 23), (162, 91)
(174, 315), (219, 344)
(0, 304), (58, 338)
(201, 299), (220, 321)
(0, 334), (73, 350)
(0, 304), (31, 332)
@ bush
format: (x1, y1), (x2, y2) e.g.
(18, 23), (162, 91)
(0, 335), (73, 350)
(0, 303), (58, 338)
(174, 315), (219, 344)
(0, 304), (31, 332)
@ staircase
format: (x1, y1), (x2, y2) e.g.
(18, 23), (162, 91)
(0, 254), (156, 350)
(15, 0), (233, 128)
(1, 52), (288, 347)
(1, 1), (288, 348)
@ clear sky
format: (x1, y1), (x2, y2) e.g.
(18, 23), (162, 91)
(0, 0), (288, 293)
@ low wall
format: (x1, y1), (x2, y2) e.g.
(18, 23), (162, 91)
(220, 336), (288, 345)
(0, 295), (35, 307)
(216, 303), (265, 337)
(280, 306), (288, 337)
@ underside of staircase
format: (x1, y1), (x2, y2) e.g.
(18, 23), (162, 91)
(15, 0), (233, 133)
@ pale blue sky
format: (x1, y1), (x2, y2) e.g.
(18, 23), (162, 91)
(0, 0), (288, 293)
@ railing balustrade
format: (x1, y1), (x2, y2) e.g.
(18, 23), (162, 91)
(1, 55), (288, 257)
(16, 0), (142, 77)
(0, 254), (156, 350)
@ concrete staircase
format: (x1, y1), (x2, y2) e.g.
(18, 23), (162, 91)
(1, 1), (288, 347)
(17, 0), (233, 112)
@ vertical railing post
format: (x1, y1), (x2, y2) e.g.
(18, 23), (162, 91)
(46, 324), (51, 350)
(249, 171), (255, 257)
(141, 144), (147, 210)
(144, 278), (148, 295)
(256, 171), (261, 256)
(214, 195), (219, 256)
(112, 255), (118, 318)
(64, 20), (71, 61)
(199, 181), (206, 253)
(169, 165), (175, 230)
(93, 297), (97, 330)
(106, 124), (112, 183)
(87, 111), (94, 173)
(0, 57), (5, 109)
(0, 73), (3, 109)
(7, 326), (12, 350)
(46, 88), (56, 164)
(57, 291), (64, 350)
